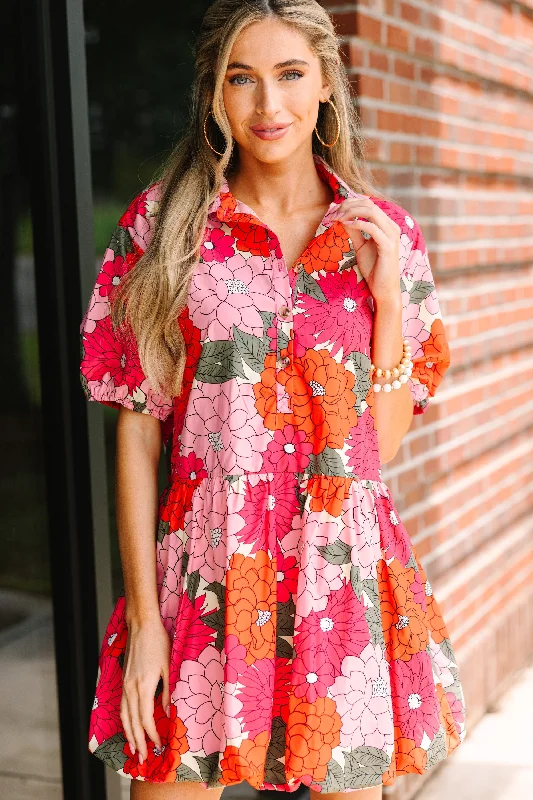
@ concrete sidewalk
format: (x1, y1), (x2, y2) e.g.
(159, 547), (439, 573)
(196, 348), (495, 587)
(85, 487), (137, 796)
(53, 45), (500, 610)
(415, 662), (533, 800)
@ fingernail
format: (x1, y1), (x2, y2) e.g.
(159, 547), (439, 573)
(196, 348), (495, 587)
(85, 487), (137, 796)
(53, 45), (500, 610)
(139, 753), (144, 765)
(129, 741), (135, 755)
(166, 704), (170, 717)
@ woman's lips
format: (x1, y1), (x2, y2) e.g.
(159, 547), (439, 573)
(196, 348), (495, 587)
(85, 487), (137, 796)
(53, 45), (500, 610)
(250, 124), (291, 140)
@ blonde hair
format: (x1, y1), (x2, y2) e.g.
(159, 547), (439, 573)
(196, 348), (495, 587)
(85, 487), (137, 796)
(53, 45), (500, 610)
(110, 0), (384, 399)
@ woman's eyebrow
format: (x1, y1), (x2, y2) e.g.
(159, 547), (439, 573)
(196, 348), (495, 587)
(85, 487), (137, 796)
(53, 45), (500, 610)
(226, 58), (310, 70)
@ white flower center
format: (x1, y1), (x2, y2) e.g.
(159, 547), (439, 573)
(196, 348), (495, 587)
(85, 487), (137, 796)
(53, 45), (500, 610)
(389, 510), (399, 525)
(256, 609), (272, 626)
(405, 215), (414, 229)
(372, 677), (388, 698)
(225, 278), (249, 295)
(319, 616), (334, 632)
(208, 431), (223, 451)
(343, 297), (357, 313)
(211, 527), (222, 547)
(277, 570), (285, 582)
(425, 579), (433, 596)
(267, 494), (275, 511)
(306, 672), (318, 684)
(310, 380), (326, 397)
(107, 633), (117, 646)
(283, 442), (296, 454)
(112, 275), (121, 285)
(120, 353), (126, 369)
(92, 695), (98, 710)
(408, 692), (422, 709)
(396, 614), (409, 630)
(204, 240), (214, 249)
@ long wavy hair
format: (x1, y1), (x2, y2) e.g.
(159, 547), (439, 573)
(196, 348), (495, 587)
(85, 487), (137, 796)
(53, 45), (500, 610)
(110, 0), (384, 399)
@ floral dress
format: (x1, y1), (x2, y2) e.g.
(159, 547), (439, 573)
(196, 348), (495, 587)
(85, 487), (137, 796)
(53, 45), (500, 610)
(81, 154), (466, 792)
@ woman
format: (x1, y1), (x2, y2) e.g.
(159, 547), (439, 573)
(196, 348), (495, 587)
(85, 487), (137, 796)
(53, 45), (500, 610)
(80, 1), (467, 797)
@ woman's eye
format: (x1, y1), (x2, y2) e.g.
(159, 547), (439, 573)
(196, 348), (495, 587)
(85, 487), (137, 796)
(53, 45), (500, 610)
(228, 74), (252, 85)
(228, 70), (304, 85)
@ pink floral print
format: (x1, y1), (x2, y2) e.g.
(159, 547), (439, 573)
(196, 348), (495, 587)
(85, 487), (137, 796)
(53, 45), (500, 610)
(81, 155), (465, 792)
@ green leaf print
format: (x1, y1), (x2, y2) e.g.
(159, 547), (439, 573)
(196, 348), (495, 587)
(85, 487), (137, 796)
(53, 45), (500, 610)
(204, 579), (226, 607)
(132, 397), (148, 413)
(264, 753), (287, 785)
(346, 351), (372, 413)
(405, 550), (419, 571)
(425, 726), (447, 769)
(365, 605), (385, 648)
(317, 538), (352, 565)
(232, 325), (270, 374)
(410, 280), (434, 304)
(266, 717), (287, 759)
(320, 758), (345, 793)
(175, 763), (203, 782)
(350, 565), (363, 600)
(343, 746), (390, 789)
(186, 570), (201, 602)
(362, 577), (379, 608)
(277, 328), (289, 353)
(157, 519), (170, 543)
(276, 635), (293, 659)
(195, 340), (247, 384)
(108, 225), (134, 259)
(309, 447), (347, 477)
(93, 732), (129, 771)
(295, 269), (327, 302)
(258, 310), (276, 341)
(277, 597), (296, 636)
(439, 637), (457, 663)
(194, 753), (223, 786)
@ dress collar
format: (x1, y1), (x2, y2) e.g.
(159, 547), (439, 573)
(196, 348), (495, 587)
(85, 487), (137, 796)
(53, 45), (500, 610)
(207, 153), (359, 225)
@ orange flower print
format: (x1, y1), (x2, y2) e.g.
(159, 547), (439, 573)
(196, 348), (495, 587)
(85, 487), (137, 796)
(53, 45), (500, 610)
(278, 348), (358, 454)
(382, 725), (428, 785)
(306, 474), (353, 517)
(412, 318), (450, 397)
(378, 558), (428, 661)
(226, 551), (277, 665)
(285, 695), (342, 784)
(122, 702), (189, 782)
(410, 544), (449, 644)
(253, 352), (288, 432)
(299, 221), (351, 274)
(220, 730), (270, 789)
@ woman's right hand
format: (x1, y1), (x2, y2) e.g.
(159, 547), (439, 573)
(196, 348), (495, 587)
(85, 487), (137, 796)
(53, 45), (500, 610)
(120, 617), (171, 764)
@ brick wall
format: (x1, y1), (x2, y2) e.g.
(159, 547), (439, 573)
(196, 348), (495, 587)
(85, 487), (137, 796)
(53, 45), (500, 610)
(321, 1), (533, 796)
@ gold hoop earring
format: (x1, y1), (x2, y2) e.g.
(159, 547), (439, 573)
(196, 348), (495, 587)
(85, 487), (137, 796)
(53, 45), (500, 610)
(203, 110), (226, 156)
(314, 97), (340, 148)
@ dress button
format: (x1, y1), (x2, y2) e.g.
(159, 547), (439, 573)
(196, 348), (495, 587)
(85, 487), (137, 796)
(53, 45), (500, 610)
(278, 306), (291, 319)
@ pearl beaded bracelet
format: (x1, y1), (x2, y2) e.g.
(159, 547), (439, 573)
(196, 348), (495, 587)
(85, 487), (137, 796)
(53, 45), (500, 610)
(371, 338), (413, 394)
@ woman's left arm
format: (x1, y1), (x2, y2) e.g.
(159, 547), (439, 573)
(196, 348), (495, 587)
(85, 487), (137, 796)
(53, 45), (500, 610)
(330, 196), (414, 462)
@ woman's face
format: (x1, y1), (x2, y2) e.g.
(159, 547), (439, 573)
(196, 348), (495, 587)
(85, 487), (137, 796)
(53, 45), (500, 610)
(221, 17), (331, 164)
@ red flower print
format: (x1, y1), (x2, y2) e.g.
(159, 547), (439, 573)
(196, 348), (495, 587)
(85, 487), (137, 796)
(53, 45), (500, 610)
(376, 495), (411, 566)
(291, 647), (336, 703)
(391, 651), (440, 746)
(297, 270), (373, 358)
(275, 552), (299, 603)
(81, 315), (145, 393)
(345, 408), (381, 480)
(98, 595), (126, 663)
(229, 218), (273, 257)
(236, 474), (300, 555)
(295, 582), (370, 678)
(237, 658), (275, 739)
(261, 424), (314, 473)
(201, 226), (235, 262)
(169, 592), (216, 692)
(273, 657), (293, 723)
(122, 701), (189, 782)
(173, 452), (208, 484)
(89, 654), (123, 744)
(97, 253), (130, 297)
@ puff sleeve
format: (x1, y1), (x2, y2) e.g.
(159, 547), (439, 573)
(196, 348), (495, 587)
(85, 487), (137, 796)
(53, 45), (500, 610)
(79, 185), (174, 422)
(399, 215), (451, 415)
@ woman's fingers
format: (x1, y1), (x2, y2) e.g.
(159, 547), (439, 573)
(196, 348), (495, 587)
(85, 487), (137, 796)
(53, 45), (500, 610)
(124, 677), (148, 762)
(161, 665), (171, 720)
(120, 692), (137, 757)
(332, 197), (401, 237)
(139, 678), (163, 752)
